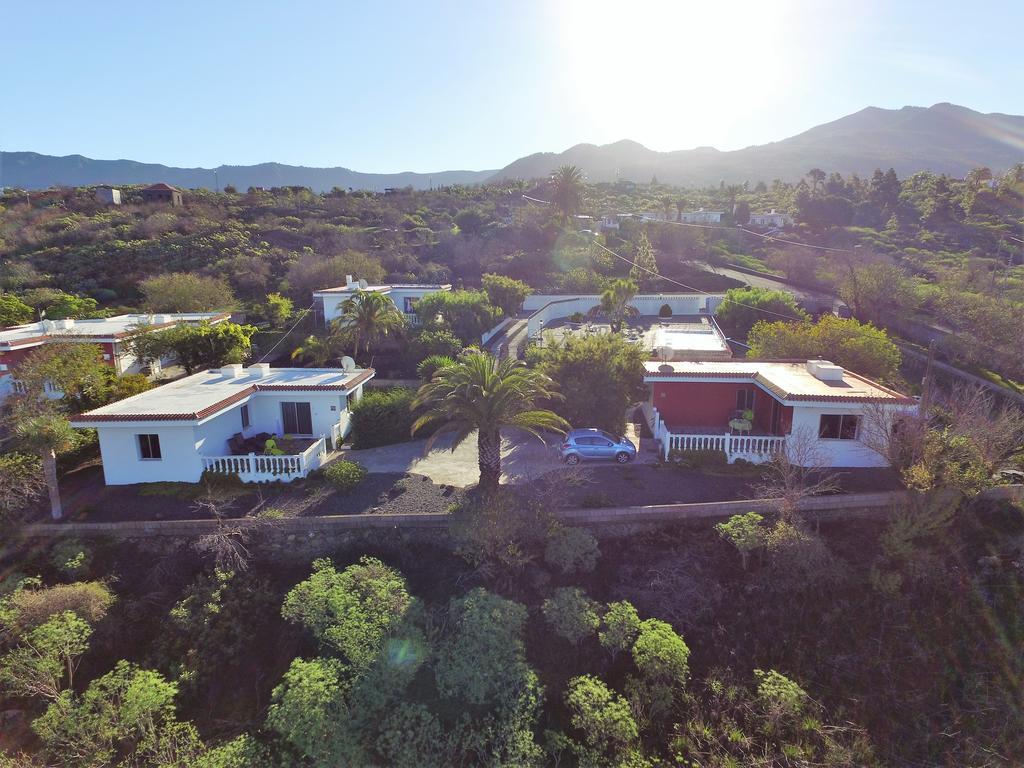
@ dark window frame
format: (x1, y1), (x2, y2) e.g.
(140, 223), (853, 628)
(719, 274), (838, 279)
(241, 404), (250, 430)
(819, 414), (859, 440)
(281, 401), (313, 435)
(138, 433), (162, 460)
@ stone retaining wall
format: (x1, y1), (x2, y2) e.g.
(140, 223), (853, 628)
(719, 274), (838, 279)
(20, 487), (1022, 541)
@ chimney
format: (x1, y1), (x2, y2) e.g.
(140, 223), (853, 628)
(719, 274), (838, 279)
(54, 319), (75, 330)
(248, 363), (272, 378)
(345, 274), (356, 289)
(220, 364), (243, 378)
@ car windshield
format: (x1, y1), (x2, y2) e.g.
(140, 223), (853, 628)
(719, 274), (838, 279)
(599, 430), (622, 442)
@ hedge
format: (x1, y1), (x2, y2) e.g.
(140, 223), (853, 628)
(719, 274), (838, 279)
(349, 388), (417, 449)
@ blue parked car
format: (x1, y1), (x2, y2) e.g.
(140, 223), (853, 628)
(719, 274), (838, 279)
(559, 428), (637, 465)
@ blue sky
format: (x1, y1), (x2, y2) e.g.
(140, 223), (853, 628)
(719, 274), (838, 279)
(5, 0), (1022, 172)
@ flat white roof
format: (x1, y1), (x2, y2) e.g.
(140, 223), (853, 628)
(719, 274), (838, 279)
(0, 313), (227, 347)
(313, 282), (451, 295)
(72, 365), (374, 423)
(644, 360), (913, 404)
(650, 321), (729, 352)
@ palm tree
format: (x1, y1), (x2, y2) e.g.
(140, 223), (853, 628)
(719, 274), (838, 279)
(550, 165), (585, 220)
(412, 353), (568, 494)
(335, 290), (406, 361)
(290, 333), (344, 367)
(595, 278), (638, 333)
(15, 413), (77, 520)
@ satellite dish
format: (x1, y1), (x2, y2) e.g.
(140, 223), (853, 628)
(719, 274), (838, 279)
(658, 346), (674, 362)
(658, 363), (674, 373)
(340, 356), (356, 371)
(358, 279), (369, 289)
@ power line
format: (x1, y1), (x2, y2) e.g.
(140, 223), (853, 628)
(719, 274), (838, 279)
(588, 237), (810, 321)
(522, 194), (831, 322)
(258, 303), (315, 363)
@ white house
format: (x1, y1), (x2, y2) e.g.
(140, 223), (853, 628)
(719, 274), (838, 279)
(748, 209), (795, 228)
(72, 363), (374, 485)
(314, 275), (451, 326)
(0, 313), (229, 403)
(643, 359), (916, 467)
(679, 209), (724, 224)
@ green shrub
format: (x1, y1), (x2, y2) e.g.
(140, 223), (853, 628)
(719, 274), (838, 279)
(416, 354), (456, 381)
(323, 460), (368, 492)
(349, 388), (416, 449)
(49, 538), (92, 579)
(544, 525), (600, 574)
(667, 448), (728, 469)
(542, 587), (601, 644)
(569, 311), (585, 324)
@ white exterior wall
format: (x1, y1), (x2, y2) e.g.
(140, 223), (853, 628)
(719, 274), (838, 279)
(95, 424), (205, 485)
(243, 390), (347, 437)
(320, 286), (449, 324)
(522, 293), (725, 313)
(320, 293), (350, 325)
(91, 388), (360, 485)
(525, 294), (725, 336)
(788, 403), (898, 468)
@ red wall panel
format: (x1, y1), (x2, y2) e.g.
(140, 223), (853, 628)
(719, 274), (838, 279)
(652, 381), (791, 434)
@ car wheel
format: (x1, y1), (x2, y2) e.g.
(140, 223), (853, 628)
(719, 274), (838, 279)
(564, 454), (581, 465)
(615, 451), (631, 464)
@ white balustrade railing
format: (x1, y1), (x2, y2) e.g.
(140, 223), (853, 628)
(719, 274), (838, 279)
(648, 404), (785, 464)
(202, 436), (328, 483)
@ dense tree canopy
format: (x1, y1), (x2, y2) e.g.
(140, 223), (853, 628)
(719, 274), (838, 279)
(531, 332), (646, 434)
(747, 315), (902, 384)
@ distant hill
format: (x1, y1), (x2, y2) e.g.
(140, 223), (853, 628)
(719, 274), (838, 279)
(0, 153), (496, 192)
(4, 104), (1021, 192)
(491, 104), (1024, 185)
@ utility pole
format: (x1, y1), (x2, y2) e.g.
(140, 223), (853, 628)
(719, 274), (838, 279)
(919, 338), (937, 415)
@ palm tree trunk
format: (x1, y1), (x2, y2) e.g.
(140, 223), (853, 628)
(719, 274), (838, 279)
(43, 449), (62, 520)
(477, 429), (501, 494)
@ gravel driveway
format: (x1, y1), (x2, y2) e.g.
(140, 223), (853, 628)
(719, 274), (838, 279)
(340, 431), (560, 487)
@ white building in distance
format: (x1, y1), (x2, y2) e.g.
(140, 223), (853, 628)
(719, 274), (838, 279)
(314, 275), (451, 326)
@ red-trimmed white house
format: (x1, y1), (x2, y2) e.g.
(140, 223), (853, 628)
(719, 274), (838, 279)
(643, 359), (917, 467)
(72, 363), (373, 485)
(0, 313), (230, 402)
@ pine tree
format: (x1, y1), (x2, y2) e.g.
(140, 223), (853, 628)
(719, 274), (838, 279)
(629, 231), (660, 290)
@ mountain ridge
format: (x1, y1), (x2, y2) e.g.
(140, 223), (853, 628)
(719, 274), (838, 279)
(491, 103), (1024, 185)
(3, 103), (1021, 192)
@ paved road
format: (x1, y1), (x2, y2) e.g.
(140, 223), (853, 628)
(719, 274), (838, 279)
(700, 263), (837, 310)
(483, 318), (528, 359)
(896, 341), (1024, 405)
(340, 431), (562, 487)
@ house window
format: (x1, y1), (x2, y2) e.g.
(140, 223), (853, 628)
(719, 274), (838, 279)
(404, 297), (416, 313)
(138, 433), (162, 460)
(240, 404), (250, 429)
(819, 414), (859, 440)
(281, 401), (313, 434)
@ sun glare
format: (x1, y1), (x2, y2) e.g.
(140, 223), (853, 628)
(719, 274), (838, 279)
(559, 0), (801, 150)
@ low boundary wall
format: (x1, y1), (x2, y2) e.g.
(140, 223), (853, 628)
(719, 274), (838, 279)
(17, 486), (1023, 539)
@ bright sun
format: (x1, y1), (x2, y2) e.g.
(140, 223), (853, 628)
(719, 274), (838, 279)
(557, 0), (802, 150)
